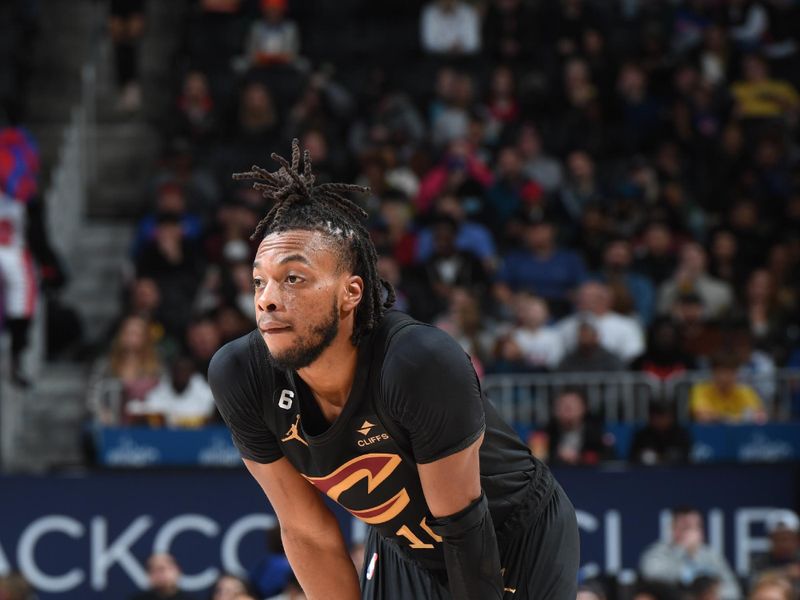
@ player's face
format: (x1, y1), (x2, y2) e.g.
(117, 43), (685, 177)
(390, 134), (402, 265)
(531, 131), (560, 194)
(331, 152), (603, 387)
(252, 229), (361, 370)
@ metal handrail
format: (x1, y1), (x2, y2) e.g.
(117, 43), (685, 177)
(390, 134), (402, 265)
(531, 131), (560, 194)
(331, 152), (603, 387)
(482, 369), (800, 426)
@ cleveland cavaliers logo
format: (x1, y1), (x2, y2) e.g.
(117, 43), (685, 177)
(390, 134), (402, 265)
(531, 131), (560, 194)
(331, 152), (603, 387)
(281, 414), (308, 447)
(304, 453), (410, 524)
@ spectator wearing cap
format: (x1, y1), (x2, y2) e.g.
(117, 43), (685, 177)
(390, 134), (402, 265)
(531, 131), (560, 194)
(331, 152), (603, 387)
(415, 193), (496, 269)
(132, 181), (202, 258)
(244, 0), (301, 69)
(640, 507), (742, 600)
(657, 242), (734, 319)
(689, 352), (766, 423)
(420, 0), (481, 56)
(556, 320), (625, 373)
(556, 281), (645, 364)
(629, 401), (692, 466)
(495, 218), (587, 317)
(751, 510), (800, 595)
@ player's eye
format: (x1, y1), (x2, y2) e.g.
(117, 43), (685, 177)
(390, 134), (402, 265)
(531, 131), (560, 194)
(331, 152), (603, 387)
(286, 274), (303, 284)
(252, 278), (263, 290)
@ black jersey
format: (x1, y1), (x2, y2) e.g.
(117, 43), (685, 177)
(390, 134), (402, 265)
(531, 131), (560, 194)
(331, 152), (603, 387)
(209, 311), (554, 571)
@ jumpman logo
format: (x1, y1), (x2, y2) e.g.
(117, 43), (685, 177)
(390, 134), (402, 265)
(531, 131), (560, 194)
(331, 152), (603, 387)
(281, 414), (308, 446)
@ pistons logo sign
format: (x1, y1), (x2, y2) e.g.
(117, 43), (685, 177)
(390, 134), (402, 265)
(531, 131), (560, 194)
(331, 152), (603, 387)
(303, 453), (410, 525)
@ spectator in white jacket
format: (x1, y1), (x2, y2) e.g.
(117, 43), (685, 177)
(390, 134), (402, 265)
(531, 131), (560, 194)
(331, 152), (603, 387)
(556, 281), (645, 364)
(640, 507), (742, 600)
(499, 292), (564, 370)
(127, 355), (216, 428)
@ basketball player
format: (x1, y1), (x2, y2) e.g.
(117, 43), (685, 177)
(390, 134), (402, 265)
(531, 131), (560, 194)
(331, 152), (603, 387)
(210, 140), (579, 599)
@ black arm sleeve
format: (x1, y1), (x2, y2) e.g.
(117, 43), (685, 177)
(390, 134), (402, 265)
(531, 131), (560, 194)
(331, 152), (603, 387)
(380, 324), (485, 464)
(208, 334), (283, 464)
(428, 492), (504, 599)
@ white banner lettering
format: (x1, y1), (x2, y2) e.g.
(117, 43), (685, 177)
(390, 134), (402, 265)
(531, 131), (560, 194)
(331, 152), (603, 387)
(0, 540), (10, 575)
(153, 515), (220, 591)
(91, 516), (151, 590)
(221, 514), (276, 578)
(17, 516), (85, 593)
(735, 508), (773, 576)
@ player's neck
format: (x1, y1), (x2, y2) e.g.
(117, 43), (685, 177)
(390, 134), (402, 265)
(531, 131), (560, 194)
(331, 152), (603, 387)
(297, 332), (359, 409)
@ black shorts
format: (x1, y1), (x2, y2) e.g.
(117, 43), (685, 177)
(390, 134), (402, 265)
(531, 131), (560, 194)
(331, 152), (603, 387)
(359, 483), (580, 599)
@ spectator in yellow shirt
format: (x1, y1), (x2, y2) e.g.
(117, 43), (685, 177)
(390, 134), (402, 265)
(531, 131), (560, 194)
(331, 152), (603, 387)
(690, 353), (767, 423)
(731, 54), (800, 120)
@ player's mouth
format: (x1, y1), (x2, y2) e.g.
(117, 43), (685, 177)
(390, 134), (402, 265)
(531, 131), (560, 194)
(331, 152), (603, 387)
(258, 320), (292, 334)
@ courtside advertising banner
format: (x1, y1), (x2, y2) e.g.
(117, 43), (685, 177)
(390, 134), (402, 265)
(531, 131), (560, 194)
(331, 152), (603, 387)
(0, 465), (797, 599)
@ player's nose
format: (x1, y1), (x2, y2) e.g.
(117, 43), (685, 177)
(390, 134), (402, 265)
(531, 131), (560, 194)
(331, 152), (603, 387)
(255, 279), (281, 313)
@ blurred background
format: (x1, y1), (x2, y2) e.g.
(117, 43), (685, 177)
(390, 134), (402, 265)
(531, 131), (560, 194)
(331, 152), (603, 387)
(1, 0), (799, 599)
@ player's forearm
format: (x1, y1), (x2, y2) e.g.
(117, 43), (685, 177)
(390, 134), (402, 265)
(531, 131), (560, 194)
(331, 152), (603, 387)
(282, 529), (361, 600)
(429, 492), (504, 599)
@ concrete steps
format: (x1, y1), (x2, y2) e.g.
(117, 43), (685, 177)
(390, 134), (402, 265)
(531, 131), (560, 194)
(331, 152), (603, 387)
(8, 0), (187, 472)
(60, 222), (135, 344)
(88, 122), (161, 219)
(4, 363), (89, 472)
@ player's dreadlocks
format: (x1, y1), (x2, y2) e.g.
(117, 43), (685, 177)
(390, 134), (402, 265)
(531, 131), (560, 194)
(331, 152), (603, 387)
(232, 138), (395, 346)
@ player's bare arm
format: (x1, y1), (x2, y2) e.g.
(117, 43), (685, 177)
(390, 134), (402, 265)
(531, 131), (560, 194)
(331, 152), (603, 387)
(243, 457), (360, 600)
(417, 433), (483, 517)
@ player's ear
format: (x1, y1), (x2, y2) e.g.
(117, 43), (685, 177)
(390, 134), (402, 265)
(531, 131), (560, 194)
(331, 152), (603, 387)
(342, 275), (364, 311)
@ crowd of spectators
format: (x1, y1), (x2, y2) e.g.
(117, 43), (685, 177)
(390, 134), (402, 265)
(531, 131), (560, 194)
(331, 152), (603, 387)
(88, 0), (800, 439)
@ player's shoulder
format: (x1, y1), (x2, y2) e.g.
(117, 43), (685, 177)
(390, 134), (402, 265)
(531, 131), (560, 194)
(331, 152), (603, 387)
(208, 329), (265, 386)
(378, 312), (471, 380)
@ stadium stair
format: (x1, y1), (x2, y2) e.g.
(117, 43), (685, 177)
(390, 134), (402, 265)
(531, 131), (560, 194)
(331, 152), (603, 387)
(8, 0), (184, 472)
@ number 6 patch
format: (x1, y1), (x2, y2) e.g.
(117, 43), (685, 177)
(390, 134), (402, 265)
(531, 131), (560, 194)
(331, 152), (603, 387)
(278, 389), (294, 409)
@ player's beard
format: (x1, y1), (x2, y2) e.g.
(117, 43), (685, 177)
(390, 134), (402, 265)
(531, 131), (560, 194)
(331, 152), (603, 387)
(266, 297), (340, 371)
